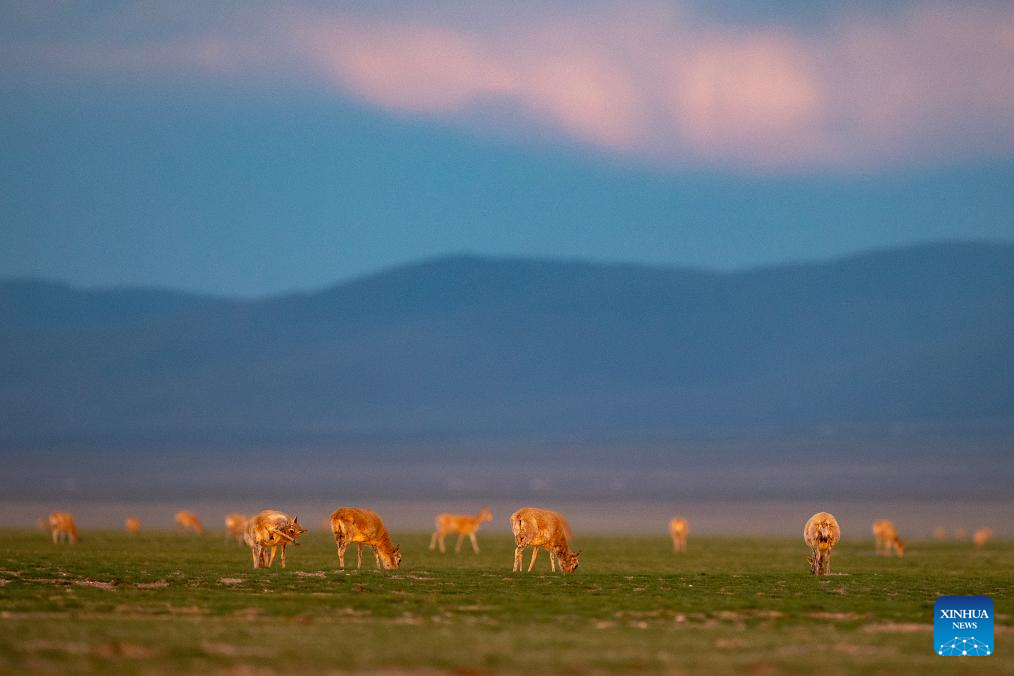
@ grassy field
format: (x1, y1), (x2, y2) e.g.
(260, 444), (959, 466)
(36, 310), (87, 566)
(0, 529), (1009, 674)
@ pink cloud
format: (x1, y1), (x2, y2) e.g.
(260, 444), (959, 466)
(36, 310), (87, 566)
(5, 2), (1014, 172)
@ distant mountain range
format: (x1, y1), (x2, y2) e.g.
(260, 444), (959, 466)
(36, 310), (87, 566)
(3, 241), (1013, 452)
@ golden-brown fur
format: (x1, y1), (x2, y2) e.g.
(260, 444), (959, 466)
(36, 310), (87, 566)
(669, 517), (689, 553)
(872, 519), (905, 557)
(510, 507), (581, 573)
(803, 511), (840, 575)
(125, 516), (141, 535)
(225, 513), (250, 544)
(429, 506), (493, 554)
(973, 528), (992, 548)
(932, 526), (947, 540)
(174, 510), (205, 535)
(48, 511), (79, 544)
(330, 507), (401, 570)
(245, 510), (306, 569)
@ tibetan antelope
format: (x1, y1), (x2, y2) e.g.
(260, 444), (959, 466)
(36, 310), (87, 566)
(932, 526), (947, 540)
(125, 516), (141, 535)
(669, 517), (689, 553)
(245, 510), (306, 569)
(225, 513), (250, 544)
(175, 510), (205, 535)
(973, 528), (992, 548)
(872, 519), (905, 557)
(510, 507), (581, 573)
(804, 512), (840, 575)
(429, 506), (493, 554)
(48, 512), (79, 544)
(330, 507), (401, 570)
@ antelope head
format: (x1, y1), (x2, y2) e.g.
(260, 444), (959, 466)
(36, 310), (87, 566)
(893, 537), (905, 557)
(814, 520), (835, 550)
(271, 517), (307, 545)
(381, 544), (402, 570)
(556, 548), (582, 573)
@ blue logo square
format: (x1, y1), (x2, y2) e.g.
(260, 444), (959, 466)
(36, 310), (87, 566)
(935, 596), (993, 656)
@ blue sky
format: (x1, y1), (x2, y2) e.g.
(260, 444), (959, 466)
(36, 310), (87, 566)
(2, 1), (1013, 296)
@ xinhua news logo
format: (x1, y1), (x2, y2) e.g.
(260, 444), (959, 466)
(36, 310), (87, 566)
(935, 596), (993, 656)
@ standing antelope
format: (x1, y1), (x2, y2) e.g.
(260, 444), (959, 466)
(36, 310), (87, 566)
(175, 510), (205, 535)
(973, 528), (992, 548)
(330, 507), (402, 570)
(125, 516), (142, 535)
(429, 506), (493, 554)
(48, 512), (79, 544)
(804, 512), (840, 576)
(510, 507), (582, 573)
(669, 517), (689, 553)
(225, 513), (250, 544)
(245, 510), (306, 569)
(872, 519), (905, 557)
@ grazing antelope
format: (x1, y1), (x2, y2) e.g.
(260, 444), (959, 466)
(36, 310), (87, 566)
(804, 512), (840, 576)
(872, 519), (905, 557)
(174, 510), (205, 535)
(225, 513), (250, 544)
(48, 512), (79, 544)
(669, 517), (689, 553)
(125, 516), (142, 535)
(932, 526), (947, 541)
(510, 507), (582, 573)
(973, 528), (992, 549)
(429, 506), (493, 554)
(330, 507), (401, 570)
(245, 510), (306, 569)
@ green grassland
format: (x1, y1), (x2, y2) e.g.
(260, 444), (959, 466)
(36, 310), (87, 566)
(0, 529), (1010, 674)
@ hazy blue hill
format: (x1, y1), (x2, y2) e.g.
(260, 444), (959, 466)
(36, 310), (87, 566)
(2, 241), (1013, 451)
(0, 278), (228, 330)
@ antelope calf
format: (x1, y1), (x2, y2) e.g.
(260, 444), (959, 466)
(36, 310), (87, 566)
(125, 516), (142, 535)
(330, 507), (401, 570)
(872, 519), (905, 557)
(245, 510), (306, 569)
(510, 507), (581, 573)
(669, 517), (689, 553)
(175, 510), (205, 535)
(973, 528), (992, 548)
(804, 511), (840, 575)
(430, 506), (493, 554)
(225, 513), (250, 544)
(49, 512), (79, 544)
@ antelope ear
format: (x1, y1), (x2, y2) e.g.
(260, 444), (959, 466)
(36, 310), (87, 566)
(292, 516), (299, 525)
(394, 544), (401, 553)
(573, 549), (583, 557)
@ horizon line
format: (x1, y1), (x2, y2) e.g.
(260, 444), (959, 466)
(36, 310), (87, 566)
(3, 236), (1012, 302)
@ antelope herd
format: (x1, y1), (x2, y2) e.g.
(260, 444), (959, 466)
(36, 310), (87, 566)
(42, 507), (997, 576)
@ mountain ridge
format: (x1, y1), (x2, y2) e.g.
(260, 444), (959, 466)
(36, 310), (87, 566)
(2, 240), (1013, 452)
